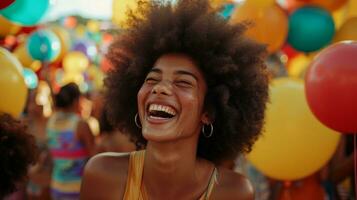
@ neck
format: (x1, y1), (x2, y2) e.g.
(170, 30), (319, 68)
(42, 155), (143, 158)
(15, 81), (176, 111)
(143, 135), (211, 198)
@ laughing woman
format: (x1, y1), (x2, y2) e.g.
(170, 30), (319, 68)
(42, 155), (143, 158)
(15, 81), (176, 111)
(80, 0), (269, 199)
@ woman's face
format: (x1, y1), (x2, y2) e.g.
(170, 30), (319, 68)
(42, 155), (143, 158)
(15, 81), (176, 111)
(137, 53), (208, 142)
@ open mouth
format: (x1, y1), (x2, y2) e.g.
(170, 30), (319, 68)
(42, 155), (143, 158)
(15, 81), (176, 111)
(148, 104), (177, 120)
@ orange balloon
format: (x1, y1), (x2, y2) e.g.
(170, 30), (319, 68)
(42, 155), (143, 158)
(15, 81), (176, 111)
(0, 15), (21, 37)
(278, 174), (325, 200)
(230, 3), (288, 54)
(334, 17), (357, 42)
(308, 0), (348, 12)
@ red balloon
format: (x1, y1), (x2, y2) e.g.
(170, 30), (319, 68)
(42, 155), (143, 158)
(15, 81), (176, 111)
(0, 0), (14, 9)
(305, 41), (357, 133)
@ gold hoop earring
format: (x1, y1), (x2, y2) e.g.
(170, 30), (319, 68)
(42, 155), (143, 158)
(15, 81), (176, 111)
(135, 113), (141, 128)
(202, 123), (213, 138)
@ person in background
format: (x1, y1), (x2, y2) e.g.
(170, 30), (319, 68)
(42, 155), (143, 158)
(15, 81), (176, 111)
(0, 113), (38, 199)
(96, 109), (136, 153)
(47, 83), (95, 200)
(25, 88), (52, 200)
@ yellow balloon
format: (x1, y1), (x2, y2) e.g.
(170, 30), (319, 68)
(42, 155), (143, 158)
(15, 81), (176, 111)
(0, 15), (21, 37)
(87, 65), (104, 90)
(287, 53), (312, 78)
(61, 73), (84, 86)
(87, 20), (100, 33)
(210, 0), (233, 9)
(112, 0), (147, 28)
(247, 78), (340, 181)
(334, 17), (357, 42)
(13, 43), (35, 67)
(50, 26), (71, 63)
(346, 0), (357, 18)
(63, 51), (89, 74)
(246, 0), (275, 8)
(230, 3), (288, 54)
(0, 47), (28, 117)
(332, 3), (348, 29)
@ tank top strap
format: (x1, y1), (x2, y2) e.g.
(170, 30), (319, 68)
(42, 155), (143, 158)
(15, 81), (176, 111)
(123, 150), (146, 200)
(200, 167), (218, 200)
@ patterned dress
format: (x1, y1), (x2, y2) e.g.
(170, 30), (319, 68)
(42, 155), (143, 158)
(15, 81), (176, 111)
(47, 111), (89, 200)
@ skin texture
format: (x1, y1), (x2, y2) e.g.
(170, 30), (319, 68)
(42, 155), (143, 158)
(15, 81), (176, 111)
(80, 54), (254, 200)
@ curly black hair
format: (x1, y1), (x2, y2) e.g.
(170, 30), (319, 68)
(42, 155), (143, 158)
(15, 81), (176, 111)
(0, 113), (38, 198)
(105, 0), (269, 164)
(54, 82), (81, 109)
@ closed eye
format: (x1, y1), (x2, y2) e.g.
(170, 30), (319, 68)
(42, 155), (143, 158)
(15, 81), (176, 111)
(175, 80), (193, 87)
(145, 77), (159, 84)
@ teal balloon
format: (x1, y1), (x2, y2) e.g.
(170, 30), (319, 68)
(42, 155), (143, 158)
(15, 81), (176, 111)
(288, 6), (335, 53)
(219, 3), (235, 20)
(0, 0), (49, 26)
(27, 30), (61, 62)
(23, 68), (38, 89)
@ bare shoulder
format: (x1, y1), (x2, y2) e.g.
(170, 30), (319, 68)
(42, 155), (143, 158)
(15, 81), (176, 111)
(211, 167), (254, 200)
(80, 152), (131, 200)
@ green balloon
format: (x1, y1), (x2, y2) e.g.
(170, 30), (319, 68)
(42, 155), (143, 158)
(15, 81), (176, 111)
(0, 0), (49, 26)
(288, 6), (335, 53)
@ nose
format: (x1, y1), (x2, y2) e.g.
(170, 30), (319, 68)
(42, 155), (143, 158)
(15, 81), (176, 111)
(151, 80), (173, 96)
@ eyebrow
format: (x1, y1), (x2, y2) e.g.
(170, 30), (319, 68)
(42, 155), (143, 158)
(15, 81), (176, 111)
(149, 68), (198, 81)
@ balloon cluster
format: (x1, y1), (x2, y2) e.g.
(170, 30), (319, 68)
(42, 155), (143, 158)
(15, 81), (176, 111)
(200, 0), (357, 184)
(0, 1), (113, 118)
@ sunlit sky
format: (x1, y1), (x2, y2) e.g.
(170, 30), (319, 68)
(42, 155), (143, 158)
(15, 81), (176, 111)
(43, 0), (113, 21)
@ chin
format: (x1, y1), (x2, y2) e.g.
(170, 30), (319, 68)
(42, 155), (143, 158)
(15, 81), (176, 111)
(142, 128), (180, 142)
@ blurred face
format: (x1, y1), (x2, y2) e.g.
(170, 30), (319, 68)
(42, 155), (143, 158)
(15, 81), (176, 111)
(137, 54), (208, 142)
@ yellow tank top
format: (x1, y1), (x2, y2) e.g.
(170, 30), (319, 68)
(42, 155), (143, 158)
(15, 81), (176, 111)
(123, 150), (218, 200)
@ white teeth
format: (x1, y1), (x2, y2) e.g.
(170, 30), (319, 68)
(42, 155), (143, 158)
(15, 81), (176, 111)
(149, 104), (176, 116)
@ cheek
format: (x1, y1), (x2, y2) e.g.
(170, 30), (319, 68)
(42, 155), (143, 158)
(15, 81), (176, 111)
(137, 86), (150, 111)
(179, 91), (201, 112)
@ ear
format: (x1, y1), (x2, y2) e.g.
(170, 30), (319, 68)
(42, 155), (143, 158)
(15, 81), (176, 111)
(201, 111), (213, 124)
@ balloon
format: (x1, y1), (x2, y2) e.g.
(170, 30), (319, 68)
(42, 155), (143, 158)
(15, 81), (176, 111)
(308, 0), (348, 12)
(61, 73), (84, 86)
(247, 0), (275, 8)
(72, 40), (97, 61)
(287, 53), (312, 78)
(278, 174), (325, 200)
(0, 0), (50, 26)
(13, 43), (35, 67)
(247, 78), (340, 181)
(288, 6), (335, 52)
(0, 15), (21, 37)
(23, 68), (38, 89)
(333, 17), (357, 42)
(27, 30), (61, 62)
(219, 3), (235, 20)
(305, 41), (357, 133)
(0, 47), (28, 117)
(0, 0), (14, 9)
(87, 20), (100, 33)
(230, 3), (288, 53)
(63, 51), (89, 74)
(332, 3), (348, 29)
(346, 0), (357, 19)
(50, 26), (71, 63)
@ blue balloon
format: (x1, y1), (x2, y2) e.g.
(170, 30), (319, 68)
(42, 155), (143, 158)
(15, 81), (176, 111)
(0, 0), (50, 26)
(27, 30), (61, 62)
(23, 68), (38, 89)
(288, 6), (335, 53)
